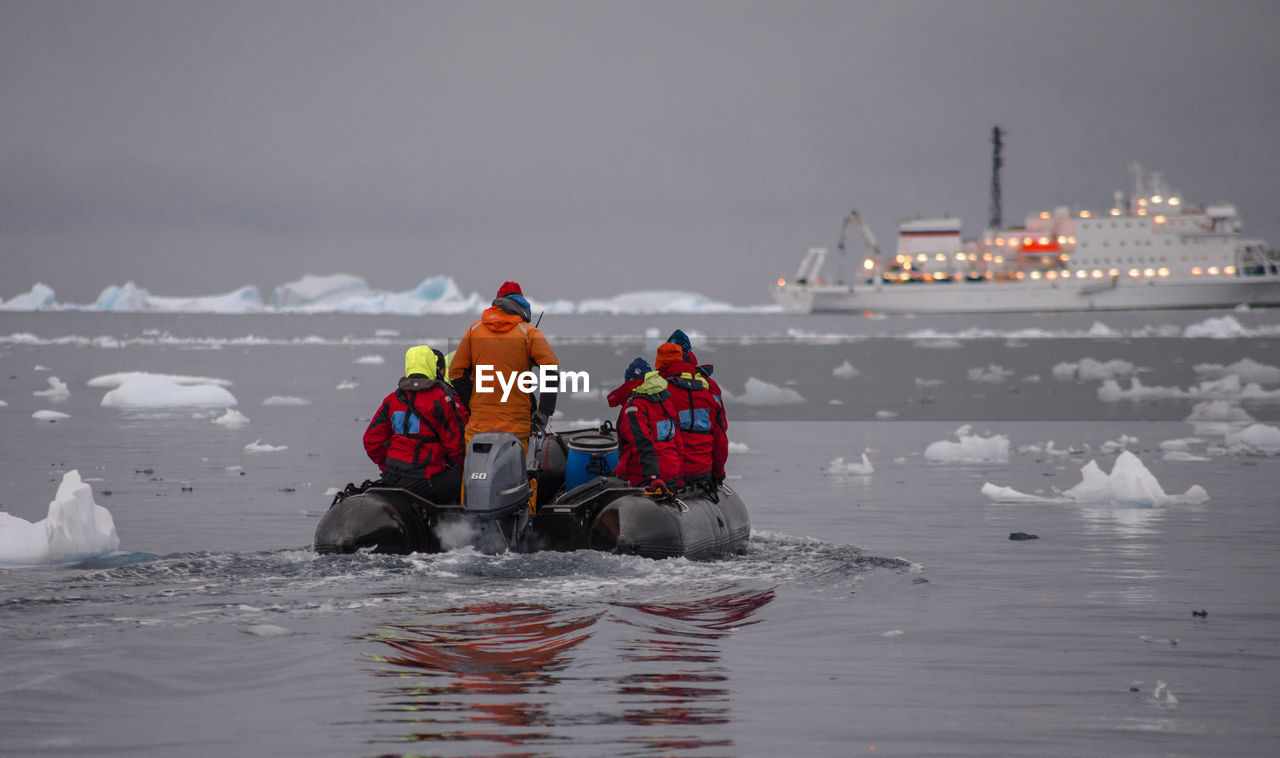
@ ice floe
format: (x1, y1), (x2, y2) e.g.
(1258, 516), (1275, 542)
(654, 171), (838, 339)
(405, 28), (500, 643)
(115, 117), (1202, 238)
(727, 442), (750, 454)
(1193, 358), (1280, 385)
(262, 395), (312, 406)
(1098, 377), (1185, 402)
(33, 410), (70, 421)
(0, 283), (56, 311)
(924, 425), (1010, 463)
(1052, 358), (1137, 381)
(967, 364), (1014, 383)
(731, 377), (806, 406)
(244, 440), (288, 454)
(823, 453), (874, 476)
(1183, 315), (1250, 338)
(0, 470), (119, 565)
(982, 451), (1208, 506)
(89, 371), (234, 388)
(212, 408), (251, 427)
(1224, 424), (1280, 454)
(33, 376), (70, 401)
(100, 374), (238, 409)
(354, 355), (385, 365)
(832, 360), (860, 379)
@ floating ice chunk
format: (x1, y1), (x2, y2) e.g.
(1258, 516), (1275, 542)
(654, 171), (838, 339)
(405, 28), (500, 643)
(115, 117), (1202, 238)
(1185, 400), (1253, 423)
(1163, 450), (1210, 462)
(243, 624), (293, 637)
(832, 360), (860, 379)
(33, 410), (70, 421)
(0, 399), (8, 406)
(0, 283), (57, 311)
(968, 364), (1014, 383)
(1052, 358), (1137, 381)
(732, 377), (806, 406)
(882, 630), (904, 638)
(146, 285), (265, 314)
(577, 290), (740, 314)
(915, 378), (943, 388)
(375, 329), (400, 337)
(354, 355), (385, 365)
(1087, 321), (1121, 338)
(1100, 434), (1139, 454)
(727, 442), (750, 454)
(824, 453), (873, 476)
(0, 471), (119, 565)
(213, 408), (250, 427)
(875, 410), (898, 419)
(101, 375), (238, 409)
(550, 418), (602, 430)
(1065, 452), (1208, 505)
(925, 426), (1010, 463)
(335, 380), (359, 390)
(979, 483), (1054, 503)
(1224, 423), (1280, 454)
(94, 281), (152, 311)
(34, 365), (51, 371)
(89, 371), (233, 388)
(1184, 315), (1249, 339)
(262, 395), (312, 406)
(1193, 358), (1280, 385)
(244, 439), (287, 454)
(912, 337), (964, 349)
(1098, 377), (1186, 402)
(1158, 437), (1203, 451)
(270, 273), (370, 308)
(33, 376), (70, 401)
(985, 451), (1208, 506)
(1023, 374), (1041, 383)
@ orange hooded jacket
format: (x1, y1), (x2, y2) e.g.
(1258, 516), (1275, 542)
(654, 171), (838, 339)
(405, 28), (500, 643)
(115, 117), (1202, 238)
(449, 305), (558, 444)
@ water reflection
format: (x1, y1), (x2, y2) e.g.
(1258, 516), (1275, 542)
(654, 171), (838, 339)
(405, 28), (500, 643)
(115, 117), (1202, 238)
(361, 586), (774, 756)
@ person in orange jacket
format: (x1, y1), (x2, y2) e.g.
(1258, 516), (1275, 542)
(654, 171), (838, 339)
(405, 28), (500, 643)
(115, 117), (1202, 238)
(449, 281), (558, 451)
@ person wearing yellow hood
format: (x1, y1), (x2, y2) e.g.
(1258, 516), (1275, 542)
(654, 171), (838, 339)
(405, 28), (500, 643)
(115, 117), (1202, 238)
(449, 281), (558, 450)
(363, 345), (469, 503)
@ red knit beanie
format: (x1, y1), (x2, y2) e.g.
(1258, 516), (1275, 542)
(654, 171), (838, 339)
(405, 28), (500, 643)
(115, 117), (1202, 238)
(496, 281), (523, 298)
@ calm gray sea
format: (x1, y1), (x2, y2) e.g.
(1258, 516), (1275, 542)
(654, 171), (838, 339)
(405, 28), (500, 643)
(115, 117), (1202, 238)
(2, 309), (1278, 757)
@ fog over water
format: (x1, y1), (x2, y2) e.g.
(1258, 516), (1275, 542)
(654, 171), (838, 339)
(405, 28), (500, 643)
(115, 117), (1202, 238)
(3, 1), (1279, 304)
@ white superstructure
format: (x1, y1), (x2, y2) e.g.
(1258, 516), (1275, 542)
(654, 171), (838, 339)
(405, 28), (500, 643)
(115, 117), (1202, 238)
(772, 166), (1280, 314)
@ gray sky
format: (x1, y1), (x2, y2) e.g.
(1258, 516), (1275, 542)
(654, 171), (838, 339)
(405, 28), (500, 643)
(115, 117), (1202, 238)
(3, 0), (1278, 305)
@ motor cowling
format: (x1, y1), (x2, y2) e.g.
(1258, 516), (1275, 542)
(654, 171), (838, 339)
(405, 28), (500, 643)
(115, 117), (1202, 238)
(463, 432), (530, 520)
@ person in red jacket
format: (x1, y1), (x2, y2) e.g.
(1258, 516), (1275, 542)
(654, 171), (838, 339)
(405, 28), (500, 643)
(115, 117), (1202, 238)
(666, 328), (725, 404)
(654, 342), (728, 489)
(363, 345), (469, 503)
(606, 357), (683, 490)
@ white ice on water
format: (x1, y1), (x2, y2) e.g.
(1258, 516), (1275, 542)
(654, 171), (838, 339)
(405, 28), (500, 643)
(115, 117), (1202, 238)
(924, 425), (1010, 463)
(0, 470), (119, 565)
(212, 408), (251, 427)
(1, 273), (766, 315)
(727, 441), (750, 454)
(100, 374), (238, 409)
(1052, 358), (1137, 381)
(33, 410), (70, 421)
(262, 395), (312, 406)
(832, 360), (860, 379)
(1224, 424), (1280, 454)
(730, 377), (806, 406)
(244, 440), (288, 453)
(1184, 315), (1250, 338)
(89, 371), (234, 388)
(982, 451), (1209, 507)
(33, 376), (70, 400)
(823, 453), (874, 476)
(1193, 357), (1280, 385)
(967, 364), (1015, 383)
(354, 355), (385, 365)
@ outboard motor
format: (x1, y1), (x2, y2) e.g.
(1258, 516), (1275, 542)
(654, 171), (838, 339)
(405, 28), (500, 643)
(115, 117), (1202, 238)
(463, 432), (532, 553)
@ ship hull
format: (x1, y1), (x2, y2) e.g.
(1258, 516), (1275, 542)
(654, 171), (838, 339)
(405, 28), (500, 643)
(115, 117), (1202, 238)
(772, 275), (1280, 314)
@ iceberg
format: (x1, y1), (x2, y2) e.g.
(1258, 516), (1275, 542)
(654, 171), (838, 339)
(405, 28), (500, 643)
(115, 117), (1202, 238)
(94, 281), (152, 311)
(967, 364), (1014, 383)
(270, 273), (370, 308)
(0, 470), (119, 565)
(146, 286), (265, 314)
(925, 425), (1010, 463)
(576, 290), (740, 315)
(832, 360), (860, 379)
(244, 439), (287, 453)
(33, 376), (70, 401)
(1193, 358), (1280, 385)
(983, 451), (1208, 507)
(33, 410), (71, 421)
(823, 453), (874, 476)
(212, 408), (251, 427)
(1184, 315), (1250, 338)
(89, 371), (233, 388)
(0, 283), (57, 311)
(731, 377), (806, 406)
(101, 374), (238, 409)
(1052, 358), (1137, 381)
(1224, 424), (1280, 454)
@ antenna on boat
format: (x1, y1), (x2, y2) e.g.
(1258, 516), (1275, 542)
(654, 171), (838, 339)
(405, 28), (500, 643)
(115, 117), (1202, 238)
(989, 125), (1004, 230)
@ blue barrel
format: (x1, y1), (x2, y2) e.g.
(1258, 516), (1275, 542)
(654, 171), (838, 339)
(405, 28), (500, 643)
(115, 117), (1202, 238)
(564, 434), (619, 491)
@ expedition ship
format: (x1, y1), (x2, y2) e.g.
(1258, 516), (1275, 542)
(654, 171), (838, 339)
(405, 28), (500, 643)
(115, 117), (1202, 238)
(772, 160), (1280, 314)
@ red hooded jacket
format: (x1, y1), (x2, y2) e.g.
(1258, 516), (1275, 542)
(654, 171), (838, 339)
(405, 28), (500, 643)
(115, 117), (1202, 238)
(607, 372), (683, 486)
(657, 359), (728, 479)
(363, 376), (468, 480)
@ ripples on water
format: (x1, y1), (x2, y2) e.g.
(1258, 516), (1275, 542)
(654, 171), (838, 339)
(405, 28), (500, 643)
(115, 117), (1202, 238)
(1, 534), (913, 756)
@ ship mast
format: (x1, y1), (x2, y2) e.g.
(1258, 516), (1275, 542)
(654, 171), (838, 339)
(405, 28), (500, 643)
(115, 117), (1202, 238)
(989, 125), (1004, 230)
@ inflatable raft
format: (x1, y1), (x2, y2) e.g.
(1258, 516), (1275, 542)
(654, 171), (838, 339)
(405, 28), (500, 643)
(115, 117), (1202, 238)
(314, 427), (750, 560)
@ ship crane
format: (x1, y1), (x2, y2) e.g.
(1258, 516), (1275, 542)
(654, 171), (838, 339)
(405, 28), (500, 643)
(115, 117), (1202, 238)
(836, 209), (881, 280)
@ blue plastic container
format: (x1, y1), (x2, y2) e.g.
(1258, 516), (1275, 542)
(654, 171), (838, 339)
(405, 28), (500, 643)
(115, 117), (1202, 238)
(564, 434), (619, 491)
